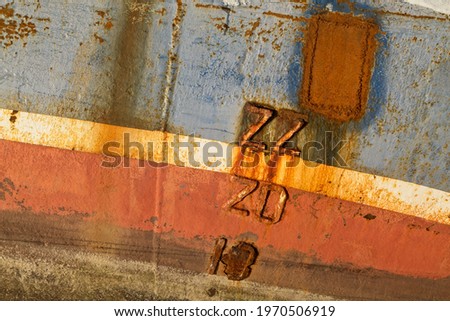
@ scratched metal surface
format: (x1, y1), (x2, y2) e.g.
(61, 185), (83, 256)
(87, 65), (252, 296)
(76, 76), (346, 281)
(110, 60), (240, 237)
(0, 0), (448, 191)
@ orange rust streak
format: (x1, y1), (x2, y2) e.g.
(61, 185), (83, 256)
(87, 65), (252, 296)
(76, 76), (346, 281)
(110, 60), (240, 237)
(232, 148), (450, 225)
(375, 9), (448, 21)
(262, 11), (306, 22)
(195, 3), (236, 13)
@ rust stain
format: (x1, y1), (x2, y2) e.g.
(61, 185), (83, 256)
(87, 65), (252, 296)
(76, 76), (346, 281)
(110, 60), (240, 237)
(195, 3), (236, 13)
(214, 22), (229, 33)
(104, 21), (114, 30)
(262, 11), (306, 22)
(160, 0), (186, 131)
(229, 105), (307, 226)
(9, 109), (18, 123)
(300, 12), (379, 122)
(126, 1), (160, 24)
(230, 141), (450, 225)
(0, 3), (39, 48)
(0, 4), (15, 18)
(375, 9), (448, 21)
(94, 9), (113, 37)
(93, 32), (105, 44)
(1, 109), (448, 225)
(245, 18), (260, 37)
(105, 4), (148, 125)
(96, 10), (107, 19)
(154, 8), (167, 16)
(271, 38), (281, 51)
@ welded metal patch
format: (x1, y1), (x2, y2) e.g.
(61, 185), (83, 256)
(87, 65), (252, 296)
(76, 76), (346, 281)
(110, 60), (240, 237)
(300, 12), (379, 122)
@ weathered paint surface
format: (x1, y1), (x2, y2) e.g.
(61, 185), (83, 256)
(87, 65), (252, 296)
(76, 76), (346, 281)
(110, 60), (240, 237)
(1, 109), (449, 224)
(1, 137), (448, 279)
(0, 0), (449, 300)
(1, 241), (335, 300)
(1, 139), (450, 299)
(0, 0), (448, 191)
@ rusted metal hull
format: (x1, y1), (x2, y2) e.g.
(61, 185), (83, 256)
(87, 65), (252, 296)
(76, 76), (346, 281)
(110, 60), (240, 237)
(1, 138), (449, 299)
(1, 0), (449, 300)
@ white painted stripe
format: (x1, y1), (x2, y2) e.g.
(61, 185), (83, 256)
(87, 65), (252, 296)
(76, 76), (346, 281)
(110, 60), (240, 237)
(1, 108), (449, 225)
(406, 0), (450, 15)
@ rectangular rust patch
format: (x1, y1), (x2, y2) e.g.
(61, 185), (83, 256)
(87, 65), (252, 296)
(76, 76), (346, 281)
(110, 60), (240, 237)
(300, 12), (379, 122)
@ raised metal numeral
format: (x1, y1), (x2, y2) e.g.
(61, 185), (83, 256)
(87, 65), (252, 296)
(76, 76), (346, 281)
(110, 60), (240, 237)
(258, 184), (288, 224)
(207, 238), (227, 275)
(207, 238), (258, 281)
(240, 103), (273, 152)
(273, 112), (308, 157)
(223, 176), (288, 225)
(222, 176), (258, 217)
(240, 103), (308, 157)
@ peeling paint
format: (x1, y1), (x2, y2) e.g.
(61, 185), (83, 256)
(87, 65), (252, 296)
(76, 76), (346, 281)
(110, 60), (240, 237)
(0, 3), (37, 48)
(0, 108), (448, 225)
